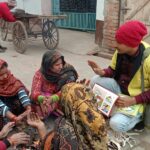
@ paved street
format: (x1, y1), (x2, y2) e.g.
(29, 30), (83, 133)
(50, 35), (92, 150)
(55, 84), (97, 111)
(0, 28), (150, 150)
(0, 29), (110, 89)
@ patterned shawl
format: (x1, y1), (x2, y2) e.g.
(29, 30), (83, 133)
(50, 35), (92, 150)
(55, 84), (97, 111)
(43, 83), (108, 150)
(40, 51), (78, 92)
(0, 59), (27, 97)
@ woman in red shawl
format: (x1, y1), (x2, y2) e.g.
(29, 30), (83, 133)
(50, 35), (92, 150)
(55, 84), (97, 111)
(31, 50), (78, 119)
(0, 59), (31, 129)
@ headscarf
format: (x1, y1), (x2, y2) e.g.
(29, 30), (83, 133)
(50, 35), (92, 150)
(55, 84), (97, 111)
(60, 83), (107, 150)
(42, 83), (108, 150)
(0, 59), (28, 97)
(40, 51), (78, 91)
(115, 20), (147, 47)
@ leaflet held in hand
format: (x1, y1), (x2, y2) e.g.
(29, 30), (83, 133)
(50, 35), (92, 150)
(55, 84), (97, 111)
(92, 84), (118, 117)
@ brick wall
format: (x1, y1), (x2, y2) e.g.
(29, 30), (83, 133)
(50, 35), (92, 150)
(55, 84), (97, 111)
(102, 0), (120, 51)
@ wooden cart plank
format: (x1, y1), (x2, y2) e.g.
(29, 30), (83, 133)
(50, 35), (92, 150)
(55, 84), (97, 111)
(37, 15), (67, 20)
(15, 13), (67, 20)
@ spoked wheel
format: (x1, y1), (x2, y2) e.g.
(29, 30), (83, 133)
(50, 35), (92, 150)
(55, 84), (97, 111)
(0, 20), (8, 41)
(42, 20), (59, 50)
(12, 21), (28, 54)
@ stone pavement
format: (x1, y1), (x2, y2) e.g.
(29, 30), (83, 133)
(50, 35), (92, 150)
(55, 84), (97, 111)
(0, 29), (150, 150)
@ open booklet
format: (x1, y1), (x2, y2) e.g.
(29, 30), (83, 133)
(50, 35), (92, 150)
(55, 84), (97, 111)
(92, 84), (118, 117)
(93, 84), (144, 117)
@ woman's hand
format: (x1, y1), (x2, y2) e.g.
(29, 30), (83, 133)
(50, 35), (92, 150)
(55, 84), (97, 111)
(77, 78), (90, 86)
(0, 122), (15, 139)
(8, 132), (30, 147)
(41, 99), (50, 116)
(14, 115), (24, 124)
(27, 112), (47, 140)
(15, 107), (31, 124)
(27, 112), (45, 129)
(88, 60), (105, 76)
(25, 105), (32, 113)
(44, 96), (52, 104)
(115, 95), (136, 107)
(41, 96), (55, 116)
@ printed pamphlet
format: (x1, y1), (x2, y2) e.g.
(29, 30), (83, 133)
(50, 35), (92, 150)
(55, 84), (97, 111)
(92, 84), (118, 117)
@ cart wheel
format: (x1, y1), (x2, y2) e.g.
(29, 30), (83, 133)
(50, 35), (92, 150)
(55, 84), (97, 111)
(0, 20), (8, 41)
(42, 20), (59, 50)
(12, 21), (28, 54)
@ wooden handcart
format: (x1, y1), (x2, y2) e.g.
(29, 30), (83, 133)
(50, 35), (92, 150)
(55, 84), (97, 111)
(0, 11), (66, 54)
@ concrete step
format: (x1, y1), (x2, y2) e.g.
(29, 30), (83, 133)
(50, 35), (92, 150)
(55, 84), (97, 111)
(96, 51), (113, 60)
(87, 46), (113, 60)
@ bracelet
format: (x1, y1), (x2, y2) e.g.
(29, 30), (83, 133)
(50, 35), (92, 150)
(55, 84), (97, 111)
(51, 94), (59, 103)
(38, 95), (44, 104)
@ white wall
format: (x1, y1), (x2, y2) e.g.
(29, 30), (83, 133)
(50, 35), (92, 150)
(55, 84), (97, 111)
(0, 0), (7, 2)
(96, 0), (104, 21)
(15, 0), (51, 15)
(16, 0), (24, 9)
(23, 0), (42, 15)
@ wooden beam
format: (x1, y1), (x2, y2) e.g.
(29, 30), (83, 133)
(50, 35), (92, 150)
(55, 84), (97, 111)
(95, 20), (104, 45)
(119, 0), (127, 24)
(126, 0), (150, 20)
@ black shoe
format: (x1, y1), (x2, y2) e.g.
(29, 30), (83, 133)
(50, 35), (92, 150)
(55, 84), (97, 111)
(0, 45), (7, 50)
(133, 121), (144, 132)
